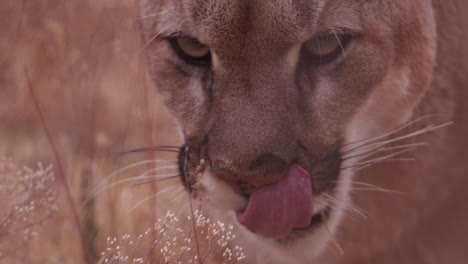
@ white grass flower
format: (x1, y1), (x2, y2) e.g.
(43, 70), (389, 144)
(99, 210), (245, 263)
(0, 157), (58, 258)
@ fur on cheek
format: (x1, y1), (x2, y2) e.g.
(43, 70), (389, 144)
(345, 67), (415, 143)
(199, 173), (247, 210)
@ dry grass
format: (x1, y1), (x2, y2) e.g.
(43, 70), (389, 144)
(0, 0), (243, 263)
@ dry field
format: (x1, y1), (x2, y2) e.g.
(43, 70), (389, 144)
(0, 1), (242, 263)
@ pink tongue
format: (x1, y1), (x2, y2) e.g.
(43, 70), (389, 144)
(236, 164), (314, 239)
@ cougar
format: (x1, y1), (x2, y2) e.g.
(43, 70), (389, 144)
(138, 1), (468, 263)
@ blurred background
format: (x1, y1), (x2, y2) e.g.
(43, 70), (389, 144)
(3, 1), (467, 264)
(0, 0), (190, 263)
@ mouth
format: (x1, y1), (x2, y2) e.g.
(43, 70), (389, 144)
(177, 145), (340, 241)
(234, 164), (335, 240)
(243, 206), (332, 241)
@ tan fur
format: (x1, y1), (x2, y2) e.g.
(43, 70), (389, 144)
(139, 0), (468, 263)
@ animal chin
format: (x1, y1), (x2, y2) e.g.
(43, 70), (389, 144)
(235, 164), (317, 239)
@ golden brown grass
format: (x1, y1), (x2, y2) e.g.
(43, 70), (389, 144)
(0, 0), (243, 263)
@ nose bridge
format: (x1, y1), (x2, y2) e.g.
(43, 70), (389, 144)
(208, 62), (297, 172)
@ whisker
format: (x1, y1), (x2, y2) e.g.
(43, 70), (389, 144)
(379, 142), (428, 152)
(322, 193), (367, 219)
(114, 146), (181, 158)
(349, 182), (406, 195)
(104, 159), (176, 180)
(85, 159), (177, 198)
(342, 114), (438, 148)
(384, 158), (417, 162)
(342, 147), (417, 170)
(331, 180), (405, 196)
(127, 176), (181, 188)
(145, 145), (181, 149)
(87, 173), (180, 203)
(371, 122), (450, 146)
(111, 169), (179, 184)
(138, 24), (173, 53)
(353, 157), (416, 172)
(83, 160), (177, 207)
(343, 121), (452, 157)
(342, 142), (427, 161)
(321, 201), (360, 223)
(138, 18), (187, 54)
(113, 173), (179, 186)
(135, 165), (179, 180)
(329, 26), (346, 58)
(92, 163), (177, 192)
(342, 147), (419, 174)
(321, 211), (344, 255)
(130, 185), (184, 212)
(130, 10), (174, 21)
(351, 187), (398, 193)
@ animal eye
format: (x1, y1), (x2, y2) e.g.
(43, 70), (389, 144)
(169, 37), (211, 66)
(305, 34), (352, 64)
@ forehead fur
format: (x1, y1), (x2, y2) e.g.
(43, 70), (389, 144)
(190, 0), (325, 42)
(148, 1), (373, 36)
(141, 0), (375, 58)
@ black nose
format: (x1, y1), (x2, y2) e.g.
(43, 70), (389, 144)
(248, 153), (288, 174)
(212, 153), (288, 194)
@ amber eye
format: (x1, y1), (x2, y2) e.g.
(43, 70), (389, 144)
(169, 37), (211, 66)
(305, 34), (351, 64)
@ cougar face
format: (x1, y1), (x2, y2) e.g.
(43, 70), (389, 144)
(140, 0), (436, 262)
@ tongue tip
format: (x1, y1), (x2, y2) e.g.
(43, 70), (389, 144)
(234, 164), (314, 239)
